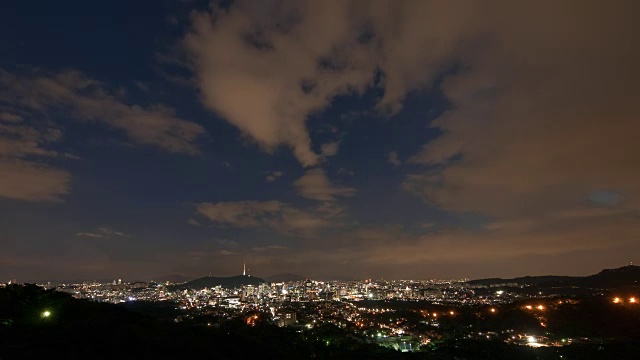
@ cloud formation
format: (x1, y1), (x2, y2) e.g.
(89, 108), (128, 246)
(265, 170), (284, 182)
(0, 114), (70, 201)
(294, 168), (355, 201)
(185, 1), (376, 166)
(77, 227), (130, 239)
(195, 200), (343, 234)
(0, 70), (205, 155)
(185, 0), (639, 277)
(387, 151), (400, 167)
(402, 1), (640, 221)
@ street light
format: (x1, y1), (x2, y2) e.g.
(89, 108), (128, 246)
(42, 310), (51, 318)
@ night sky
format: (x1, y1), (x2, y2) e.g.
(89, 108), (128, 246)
(2, 0), (639, 282)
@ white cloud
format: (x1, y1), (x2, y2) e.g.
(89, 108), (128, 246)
(0, 69), (205, 155)
(196, 200), (341, 234)
(320, 141), (340, 157)
(0, 112), (22, 122)
(0, 160), (70, 202)
(76, 232), (105, 239)
(251, 245), (289, 252)
(184, 1), (375, 166)
(387, 151), (401, 167)
(293, 168), (355, 201)
(0, 117), (70, 201)
(77, 227), (130, 239)
(265, 170), (284, 182)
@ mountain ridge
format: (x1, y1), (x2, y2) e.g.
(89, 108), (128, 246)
(469, 265), (640, 288)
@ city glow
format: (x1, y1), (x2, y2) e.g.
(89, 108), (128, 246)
(630, 297), (636, 303)
(537, 305), (544, 310)
(613, 297), (622, 304)
(525, 305), (533, 310)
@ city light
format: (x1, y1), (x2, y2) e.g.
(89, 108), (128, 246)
(613, 297), (622, 304)
(527, 336), (536, 343)
(42, 310), (51, 318)
(537, 305), (544, 310)
(525, 305), (533, 310)
(490, 308), (496, 313)
(630, 297), (636, 303)
(449, 311), (454, 315)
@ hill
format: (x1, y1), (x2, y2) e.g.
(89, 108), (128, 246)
(171, 275), (265, 290)
(469, 265), (640, 289)
(147, 274), (193, 284)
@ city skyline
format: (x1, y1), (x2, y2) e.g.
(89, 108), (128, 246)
(2, 0), (639, 282)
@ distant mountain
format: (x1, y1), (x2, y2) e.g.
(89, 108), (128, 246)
(264, 273), (305, 283)
(171, 275), (266, 290)
(469, 265), (640, 289)
(147, 274), (193, 284)
(313, 274), (359, 282)
(31, 278), (116, 285)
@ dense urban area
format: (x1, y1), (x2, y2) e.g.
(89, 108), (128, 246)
(2, 266), (639, 358)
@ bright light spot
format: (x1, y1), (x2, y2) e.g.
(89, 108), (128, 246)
(613, 297), (622, 304)
(525, 305), (533, 310)
(630, 297), (636, 303)
(449, 311), (454, 315)
(42, 311), (51, 318)
(496, 290), (504, 295)
(490, 308), (496, 313)
(537, 305), (544, 310)
(527, 336), (536, 343)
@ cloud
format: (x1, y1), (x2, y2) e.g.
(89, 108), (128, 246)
(251, 245), (289, 252)
(0, 116), (71, 201)
(0, 160), (69, 202)
(387, 151), (401, 167)
(184, 1), (376, 166)
(320, 141), (340, 157)
(265, 170), (284, 182)
(195, 200), (341, 234)
(294, 168), (355, 201)
(77, 227), (130, 239)
(0, 112), (22, 122)
(402, 1), (640, 226)
(0, 69), (205, 155)
(187, 0), (640, 278)
(76, 232), (105, 239)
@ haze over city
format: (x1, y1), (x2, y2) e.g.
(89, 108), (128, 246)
(2, 0), (639, 282)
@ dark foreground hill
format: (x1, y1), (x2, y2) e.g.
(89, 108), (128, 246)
(0, 284), (394, 360)
(2, 284), (639, 359)
(170, 274), (265, 290)
(469, 265), (640, 288)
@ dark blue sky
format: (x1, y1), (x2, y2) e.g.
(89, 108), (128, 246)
(2, 0), (638, 281)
